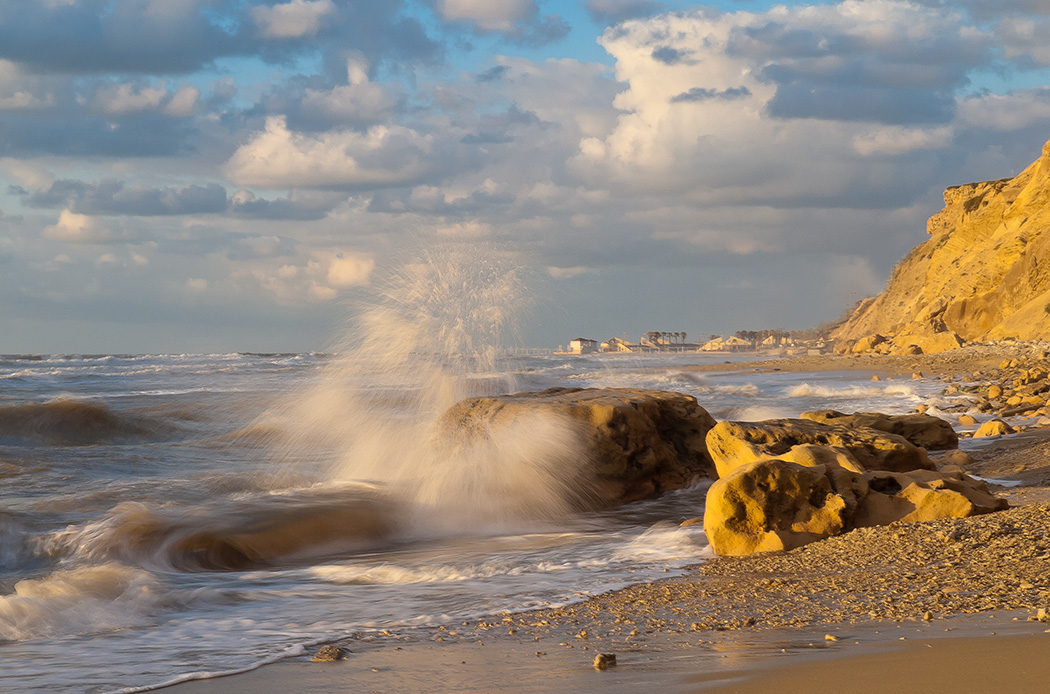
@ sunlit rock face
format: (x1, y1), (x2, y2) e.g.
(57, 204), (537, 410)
(438, 387), (717, 509)
(703, 459), (1007, 557)
(835, 137), (1050, 353)
(705, 417), (935, 479)
(799, 410), (959, 451)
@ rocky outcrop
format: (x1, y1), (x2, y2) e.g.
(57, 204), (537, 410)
(799, 410), (959, 450)
(834, 137), (1050, 352)
(705, 418), (934, 479)
(704, 458), (1007, 556)
(438, 387), (716, 508)
(853, 469), (1007, 527)
(702, 460), (864, 556)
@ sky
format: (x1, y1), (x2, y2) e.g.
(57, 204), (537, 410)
(2, 0), (1050, 353)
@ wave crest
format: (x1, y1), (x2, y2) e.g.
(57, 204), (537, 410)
(0, 398), (175, 445)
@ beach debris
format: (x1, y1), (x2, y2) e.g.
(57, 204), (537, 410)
(824, 634), (839, 642)
(593, 653), (617, 670)
(311, 645), (348, 662)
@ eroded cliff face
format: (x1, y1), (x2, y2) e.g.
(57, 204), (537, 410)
(834, 137), (1050, 353)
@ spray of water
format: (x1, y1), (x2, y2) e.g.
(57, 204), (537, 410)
(264, 243), (591, 531)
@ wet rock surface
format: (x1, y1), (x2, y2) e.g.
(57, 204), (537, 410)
(439, 387), (717, 508)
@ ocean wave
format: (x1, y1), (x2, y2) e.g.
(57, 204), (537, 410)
(42, 489), (398, 572)
(0, 563), (164, 642)
(609, 522), (708, 561)
(785, 383), (918, 399)
(0, 398), (177, 445)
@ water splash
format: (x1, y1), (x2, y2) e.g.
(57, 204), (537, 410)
(262, 244), (589, 530)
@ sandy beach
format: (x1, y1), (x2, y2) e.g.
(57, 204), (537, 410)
(163, 348), (1050, 694)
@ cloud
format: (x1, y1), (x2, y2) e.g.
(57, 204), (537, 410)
(569, 1), (995, 208)
(325, 253), (374, 286)
(253, 0), (337, 39)
(229, 190), (343, 220)
(436, 0), (537, 32)
(852, 125), (953, 156)
(435, 0), (567, 45)
(225, 116), (435, 189)
(670, 86), (751, 103)
(41, 209), (123, 243)
(25, 180), (229, 216)
(957, 88), (1050, 131)
(547, 265), (597, 279)
(585, 0), (664, 25)
(0, 0), (243, 74)
(296, 59), (398, 128)
(0, 59), (54, 110)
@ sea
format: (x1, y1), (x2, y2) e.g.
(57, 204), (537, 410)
(0, 348), (956, 693)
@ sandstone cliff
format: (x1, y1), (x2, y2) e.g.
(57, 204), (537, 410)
(834, 136), (1050, 353)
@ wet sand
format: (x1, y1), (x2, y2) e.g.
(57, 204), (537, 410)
(163, 347), (1050, 693)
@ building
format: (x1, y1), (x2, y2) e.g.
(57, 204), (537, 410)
(568, 337), (599, 354)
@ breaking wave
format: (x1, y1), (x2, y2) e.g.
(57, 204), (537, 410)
(40, 487), (397, 572)
(0, 563), (163, 642)
(785, 383), (918, 399)
(0, 398), (175, 445)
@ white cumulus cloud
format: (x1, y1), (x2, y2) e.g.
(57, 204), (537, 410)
(225, 116), (434, 189)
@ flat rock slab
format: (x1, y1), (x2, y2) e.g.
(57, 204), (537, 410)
(800, 410), (959, 450)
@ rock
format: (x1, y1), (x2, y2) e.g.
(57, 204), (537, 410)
(852, 334), (887, 354)
(706, 418), (934, 479)
(958, 414), (978, 425)
(988, 384), (1004, 399)
(593, 653), (617, 670)
(974, 419), (1014, 438)
(439, 388), (716, 509)
(800, 410), (959, 451)
(931, 449), (975, 468)
(312, 645), (347, 662)
(702, 460), (865, 556)
(704, 457), (1007, 556)
(853, 469), (1008, 527)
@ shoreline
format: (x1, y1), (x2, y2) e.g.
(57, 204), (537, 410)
(162, 348), (1050, 693)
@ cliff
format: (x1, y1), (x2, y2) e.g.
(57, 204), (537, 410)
(834, 137), (1050, 353)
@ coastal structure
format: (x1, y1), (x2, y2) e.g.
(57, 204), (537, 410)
(568, 337), (599, 354)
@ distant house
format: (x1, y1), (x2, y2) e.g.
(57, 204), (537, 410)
(569, 337), (599, 354)
(700, 336), (752, 352)
(604, 337), (635, 353)
(722, 336), (752, 352)
(700, 337), (725, 352)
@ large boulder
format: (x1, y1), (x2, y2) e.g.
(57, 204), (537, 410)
(800, 410), (959, 451)
(703, 459), (1008, 556)
(438, 387), (716, 508)
(705, 418), (935, 479)
(703, 460), (867, 556)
